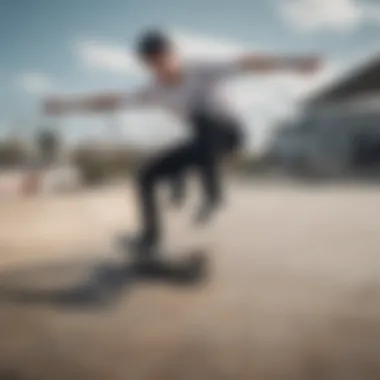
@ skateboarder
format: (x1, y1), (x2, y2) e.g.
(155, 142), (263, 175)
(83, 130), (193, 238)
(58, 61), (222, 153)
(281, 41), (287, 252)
(44, 29), (321, 254)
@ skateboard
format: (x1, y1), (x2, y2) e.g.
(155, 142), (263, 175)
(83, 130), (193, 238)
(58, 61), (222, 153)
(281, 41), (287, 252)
(118, 236), (209, 284)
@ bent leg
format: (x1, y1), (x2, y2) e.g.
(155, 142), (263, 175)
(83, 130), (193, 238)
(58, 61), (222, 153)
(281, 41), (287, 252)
(189, 111), (243, 224)
(136, 141), (198, 251)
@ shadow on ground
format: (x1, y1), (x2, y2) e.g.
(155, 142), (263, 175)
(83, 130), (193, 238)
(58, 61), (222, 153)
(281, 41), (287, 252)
(0, 253), (208, 310)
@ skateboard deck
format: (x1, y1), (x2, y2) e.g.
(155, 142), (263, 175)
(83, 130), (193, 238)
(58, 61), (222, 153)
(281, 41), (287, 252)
(118, 236), (209, 284)
(131, 250), (208, 283)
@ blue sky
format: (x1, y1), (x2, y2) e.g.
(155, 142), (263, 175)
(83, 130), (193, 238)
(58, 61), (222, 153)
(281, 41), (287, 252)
(1, 0), (380, 148)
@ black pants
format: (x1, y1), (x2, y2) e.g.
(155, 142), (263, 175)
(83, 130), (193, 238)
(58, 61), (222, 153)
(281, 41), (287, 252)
(136, 111), (243, 245)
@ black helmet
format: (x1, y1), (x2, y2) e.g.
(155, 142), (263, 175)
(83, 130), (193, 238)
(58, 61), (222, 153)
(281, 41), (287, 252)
(136, 29), (172, 60)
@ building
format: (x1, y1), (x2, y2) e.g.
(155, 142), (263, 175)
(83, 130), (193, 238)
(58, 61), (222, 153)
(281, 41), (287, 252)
(269, 54), (380, 178)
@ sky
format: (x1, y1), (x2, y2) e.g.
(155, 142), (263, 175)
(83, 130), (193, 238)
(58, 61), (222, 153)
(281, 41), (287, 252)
(1, 0), (380, 150)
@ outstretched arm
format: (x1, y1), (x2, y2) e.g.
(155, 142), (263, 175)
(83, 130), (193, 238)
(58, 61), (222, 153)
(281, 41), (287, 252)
(44, 89), (151, 115)
(237, 54), (321, 74)
(44, 93), (125, 115)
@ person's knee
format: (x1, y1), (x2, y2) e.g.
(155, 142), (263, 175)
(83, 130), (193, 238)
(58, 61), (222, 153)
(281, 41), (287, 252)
(189, 109), (216, 128)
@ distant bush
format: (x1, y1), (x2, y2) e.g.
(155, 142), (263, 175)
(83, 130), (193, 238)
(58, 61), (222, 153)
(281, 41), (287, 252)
(72, 146), (139, 185)
(228, 152), (274, 175)
(36, 128), (61, 163)
(0, 139), (29, 167)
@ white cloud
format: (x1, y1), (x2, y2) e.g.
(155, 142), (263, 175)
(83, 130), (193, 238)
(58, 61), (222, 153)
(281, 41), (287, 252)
(172, 30), (247, 60)
(16, 72), (53, 94)
(278, 0), (380, 32)
(76, 40), (141, 75)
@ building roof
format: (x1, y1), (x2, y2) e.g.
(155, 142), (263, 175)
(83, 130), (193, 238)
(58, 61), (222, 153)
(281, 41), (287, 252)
(309, 54), (380, 106)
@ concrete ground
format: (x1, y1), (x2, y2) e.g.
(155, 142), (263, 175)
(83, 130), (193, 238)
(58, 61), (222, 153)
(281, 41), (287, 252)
(0, 180), (379, 380)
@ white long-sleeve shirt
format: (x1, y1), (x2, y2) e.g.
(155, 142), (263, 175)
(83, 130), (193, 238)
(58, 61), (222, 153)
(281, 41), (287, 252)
(124, 60), (241, 120)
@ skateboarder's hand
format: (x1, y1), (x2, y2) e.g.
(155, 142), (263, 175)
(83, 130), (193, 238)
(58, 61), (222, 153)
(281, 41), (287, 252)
(295, 56), (322, 74)
(44, 97), (68, 115)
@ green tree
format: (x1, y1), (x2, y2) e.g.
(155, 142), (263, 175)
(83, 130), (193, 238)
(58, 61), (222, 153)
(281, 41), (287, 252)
(36, 128), (61, 164)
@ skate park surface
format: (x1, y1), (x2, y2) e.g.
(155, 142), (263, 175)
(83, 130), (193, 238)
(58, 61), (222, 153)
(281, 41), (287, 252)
(0, 180), (379, 380)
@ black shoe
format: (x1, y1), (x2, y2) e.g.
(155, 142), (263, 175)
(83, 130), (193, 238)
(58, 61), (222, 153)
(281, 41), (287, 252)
(193, 199), (221, 225)
(119, 233), (158, 257)
(170, 177), (186, 208)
